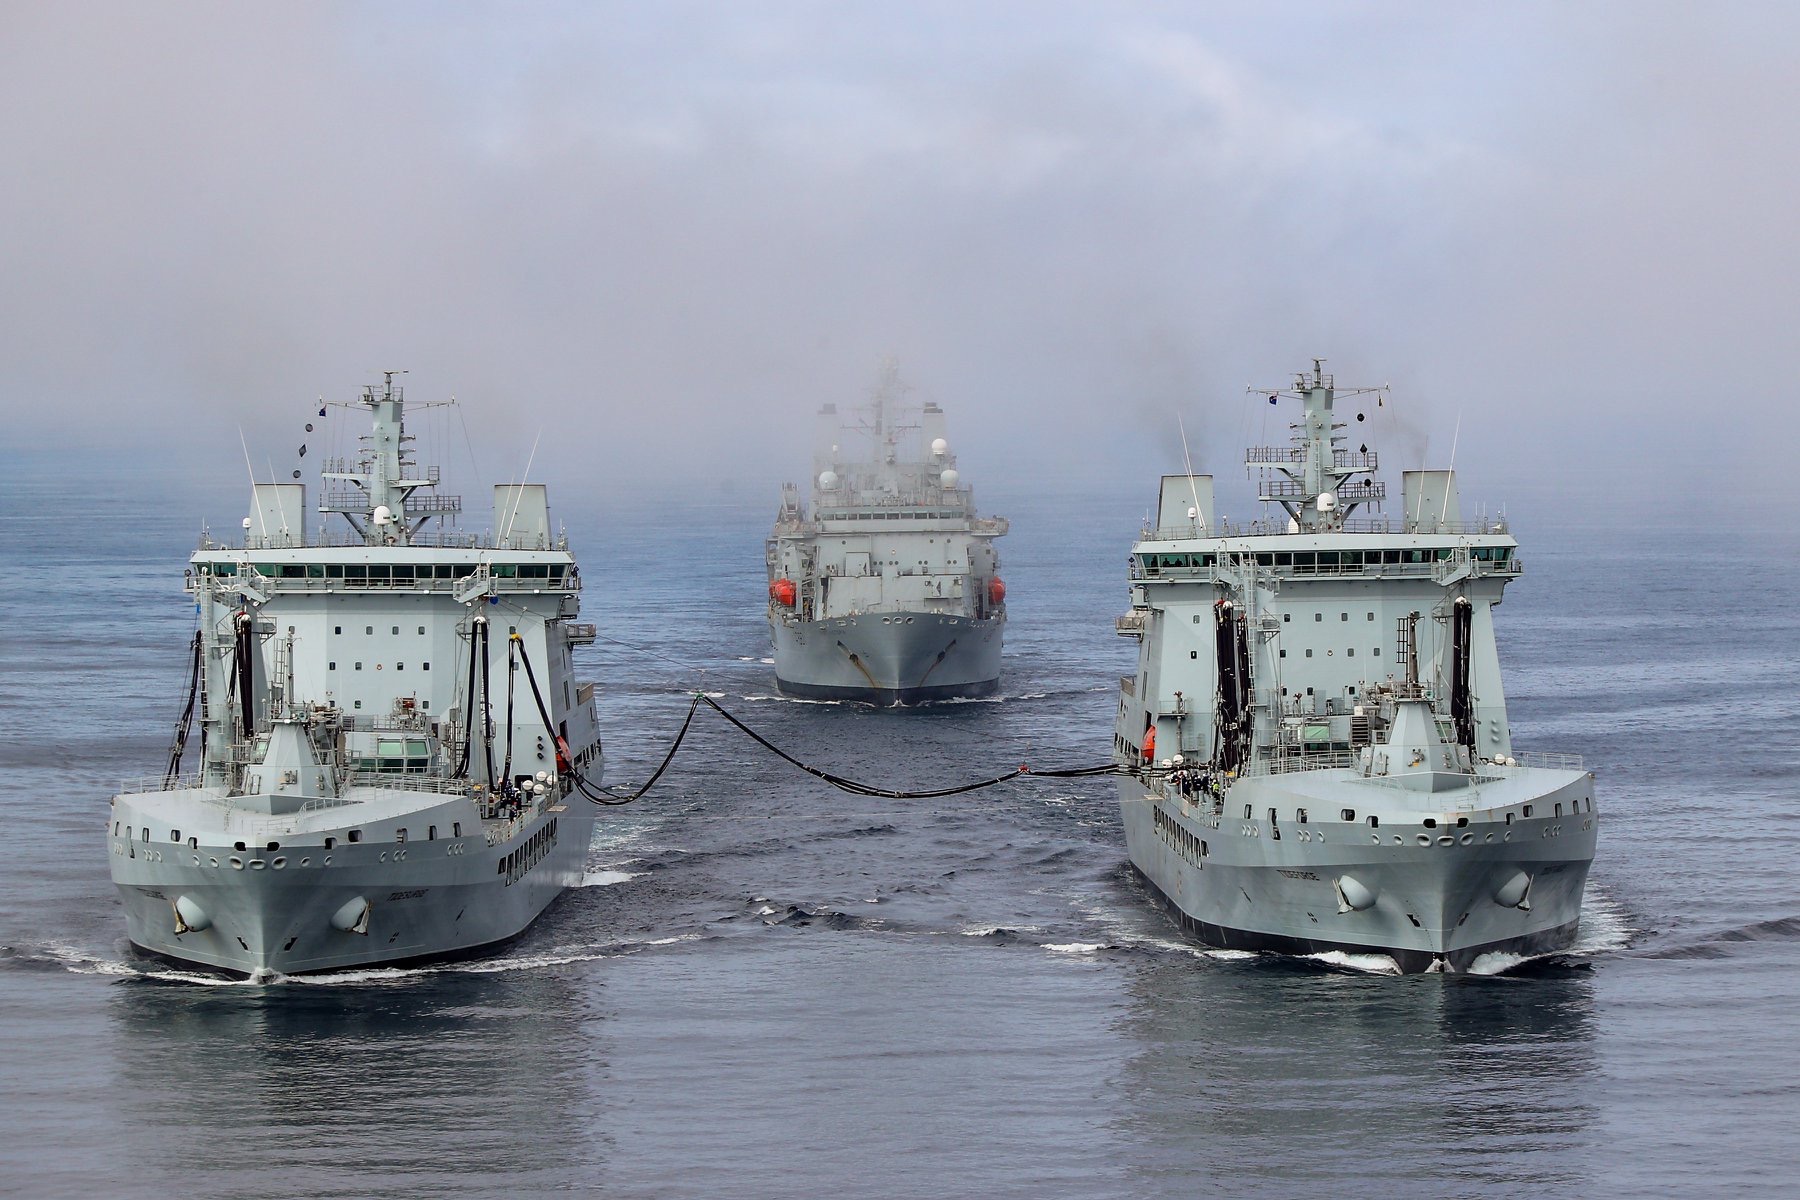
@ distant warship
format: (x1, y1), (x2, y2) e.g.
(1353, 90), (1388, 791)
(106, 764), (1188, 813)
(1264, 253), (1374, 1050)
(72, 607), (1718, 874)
(1113, 362), (1597, 972)
(767, 362), (1007, 704)
(109, 373), (603, 977)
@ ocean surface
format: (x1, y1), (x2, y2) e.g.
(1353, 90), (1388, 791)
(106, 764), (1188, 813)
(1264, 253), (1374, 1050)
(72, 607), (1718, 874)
(1, 458), (1797, 1199)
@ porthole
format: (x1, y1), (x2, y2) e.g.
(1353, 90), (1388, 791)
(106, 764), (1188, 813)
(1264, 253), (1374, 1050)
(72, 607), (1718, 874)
(229, 857), (243, 869)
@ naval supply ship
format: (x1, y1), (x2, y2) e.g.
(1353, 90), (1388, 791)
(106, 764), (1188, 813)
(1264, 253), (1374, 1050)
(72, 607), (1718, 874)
(766, 363), (1008, 704)
(1113, 362), (1597, 973)
(109, 373), (603, 977)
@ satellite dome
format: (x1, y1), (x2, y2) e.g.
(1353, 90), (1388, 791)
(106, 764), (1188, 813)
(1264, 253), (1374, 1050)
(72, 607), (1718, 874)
(372, 504), (394, 525)
(1316, 491), (1338, 512)
(818, 470), (839, 490)
(939, 468), (960, 488)
(931, 437), (949, 457)
(1186, 506), (1198, 520)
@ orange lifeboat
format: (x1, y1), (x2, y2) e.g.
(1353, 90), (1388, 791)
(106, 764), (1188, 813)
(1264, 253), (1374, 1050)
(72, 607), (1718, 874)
(770, 578), (797, 607)
(987, 577), (1006, 607)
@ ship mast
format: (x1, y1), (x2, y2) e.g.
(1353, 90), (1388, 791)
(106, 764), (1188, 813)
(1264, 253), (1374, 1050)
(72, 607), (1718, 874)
(319, 371), (461, 544)
(1246, 359), (1387, 531)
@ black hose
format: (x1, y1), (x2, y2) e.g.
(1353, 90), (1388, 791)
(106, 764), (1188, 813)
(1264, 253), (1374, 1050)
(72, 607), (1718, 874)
(454, 620), (480, 779)
(574, 694), (702, 806)
(164, 631), (203, 786)
(696, 695), (1119, 798)
(479, 619), (496, 793)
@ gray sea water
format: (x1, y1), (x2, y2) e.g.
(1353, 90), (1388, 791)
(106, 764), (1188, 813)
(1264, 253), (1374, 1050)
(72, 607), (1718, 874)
(2, 458), (1797, 1199)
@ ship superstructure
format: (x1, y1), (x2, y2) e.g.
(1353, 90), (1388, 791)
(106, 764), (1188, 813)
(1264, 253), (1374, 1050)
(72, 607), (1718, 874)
(766, 363), (1008, 704)
(109, 373), (603, 977)
(1112, 362), (1597, 972)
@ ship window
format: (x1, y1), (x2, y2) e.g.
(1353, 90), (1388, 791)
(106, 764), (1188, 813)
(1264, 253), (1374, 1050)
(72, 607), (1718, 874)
(327, 564), (345, 578)
(1367, 612), (1375, 620)
(1244, 805), (1253, 819)
(1306, 687), (1314, 695)
(1282, 613), (1291, 623)
(1347, 649), (1355, 657)
(113, 822), (119, 836)
(366, 626), (374, 634)
(1341, 809), (1355, 821)
(1314, 613), (1323, 622)
(354, 700), (362, 709)
(493, 563), (518, 578)
(392, 625), (400, 635)
(347, 830), (362, 843)
(1340, 612), (1349, 621)
(329, 661), (336, 671)
(393, 565), (415, 581)
(453, 823), (462, 837)
(1423, 818), (1437, 829)
(1368, 815), (1379, 828)
(1522, 805), (1534, 817)
(395, 829), (407, 844)
(1554, 803), (1563, 817)
(1190, 651), (1197, 659)
(427, 825), (436, 841)
(1279, 650), (1287, 658)
(1255, 553), (1273, 567)
(550, 564), (566, 581)
(355, 662), (363, 670)
(335, 626), (342, 634)
(170, 829), (180, 842)
(497, 860), (506, 876)
(1294, 552), (1315, 567)
(189, 837), (197, 848)
(346, 565), (368, 580)
(1297, 809), (1308, 824)
(308, 564), (325, 578)
(418, 625), (426, 635)
(423, 662), (430, 671)
(1305, 649), (1313, 658)
(396, 662), (404, 671)
(1275, 552), (1292, 567)
(325, 837), (336, 848)
(1373, 647), (1381, 657)
(1318, 552), (1339, 566)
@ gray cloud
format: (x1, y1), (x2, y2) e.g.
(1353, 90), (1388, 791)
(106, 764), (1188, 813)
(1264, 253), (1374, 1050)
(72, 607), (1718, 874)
(1, 2), (1790, 520)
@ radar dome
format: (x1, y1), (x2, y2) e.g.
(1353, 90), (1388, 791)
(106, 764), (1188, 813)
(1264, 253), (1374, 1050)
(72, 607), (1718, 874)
(939, 468), (960, 488)
(930, 437), (949, 457)
(818, 470), (839, 490)
(1186, 506), (1198, 520)
(1316, 491), (1338, 512)
(372, 504), (394, 525)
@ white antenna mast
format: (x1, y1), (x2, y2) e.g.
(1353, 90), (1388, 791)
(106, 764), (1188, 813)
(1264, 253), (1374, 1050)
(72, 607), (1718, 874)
(1439, 412), (1462, 529)
(1177, 414), (1205, 531)
(502, 428), (544, 546)
(239, 427), (267, 540)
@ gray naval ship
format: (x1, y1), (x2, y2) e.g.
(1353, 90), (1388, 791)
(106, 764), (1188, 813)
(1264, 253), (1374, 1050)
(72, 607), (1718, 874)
(766, 363), (1008, 704)
(1113, 362), (1597, 972)
(109, 373), (603, 977)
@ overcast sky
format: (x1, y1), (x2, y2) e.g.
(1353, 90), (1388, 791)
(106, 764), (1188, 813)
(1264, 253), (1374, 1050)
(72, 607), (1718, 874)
(2, 2), (1792, 514)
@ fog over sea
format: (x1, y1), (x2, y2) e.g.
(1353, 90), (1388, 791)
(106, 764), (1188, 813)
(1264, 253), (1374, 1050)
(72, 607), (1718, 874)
(1, 450), (1796, 1199)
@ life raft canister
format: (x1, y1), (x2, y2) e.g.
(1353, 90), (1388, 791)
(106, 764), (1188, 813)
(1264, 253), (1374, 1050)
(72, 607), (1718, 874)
(770, 578), (797, 606)
(987, 577), (1006, 606)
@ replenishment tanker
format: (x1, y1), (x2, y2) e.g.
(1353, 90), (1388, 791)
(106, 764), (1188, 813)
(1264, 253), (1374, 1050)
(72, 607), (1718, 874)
(766, 362), (1008, 704)
(1113, 361), (1597, 972)
(109, 373), (602, 977)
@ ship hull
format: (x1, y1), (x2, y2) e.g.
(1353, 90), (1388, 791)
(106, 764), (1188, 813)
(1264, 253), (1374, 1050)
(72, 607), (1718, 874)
(1117, 770), (1597, 973)
(771, 610), (1003, 705)
(110, 799), (596, 978)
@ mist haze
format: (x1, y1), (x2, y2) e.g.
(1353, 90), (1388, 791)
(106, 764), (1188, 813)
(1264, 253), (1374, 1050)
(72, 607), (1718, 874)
(2, 2), (1790, 521)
